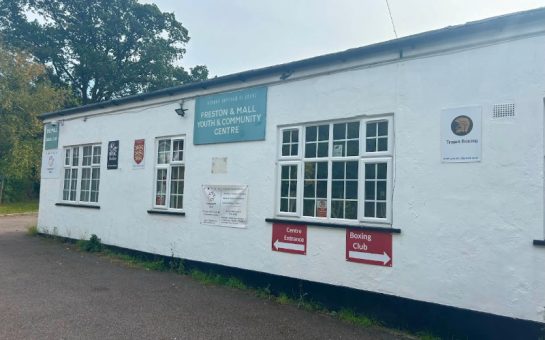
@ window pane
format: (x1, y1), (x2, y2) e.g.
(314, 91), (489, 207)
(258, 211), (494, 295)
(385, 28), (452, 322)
(365, 181), (375, 199)
(291, 130), (299, 142)
(282, 130), (290, 143)
(171, 165), (185, 180)
(290, 144), (298, 156)
(305, 126), (317, 142)
(72, 147), (79, 166)
(378, 137), (388, 151)
(289, 180), (297, 197)
(91, 168), (100, 202)
(82, 146), (92, 166)
(366, 138), (376, 152)
(364, 202), (375, 217)
(333, 123), (346, 140)
(346, 162), (358, 179)
(281, 181), (289, 196)
(318, 125), (329, 140)
(317, 142), (328, 157)
(346, 181), (358, 199)
(155, 169), (167, 206)
(332, 162), (344, 179)
(281, 166), (289, 179)
(347, 122), (360, 139)
(333, 141), (344, 157)
(331, 200), (344, 218)
(332, 181), (344, 198)
(169, 165), (184, 209)
(281, 129), (299, 157)
(366, 121), (388, 153)
(91, 168), (100, 184)
(65, 149), (71, 166)
(280, 165), (298, 213)
(282, 145), (290, 156)
(377, 181), (387, 200)
(306, 126), (328, 158)
(303, 199), (315, 217)
(304, 162), (315, 178)
(92, 146), (101, 164)
(63, 169), (71, 200)
(376, 202), (386, 218)
(317, 162), (328, 179)
(305, 143), (316, 158)
(157, 139), (170, 164)
(347, 140), (359, 156)
(377, 163), (387, 179)
(303, 161), (328, 217)
(80, 168), (91, 202)
(365, 163), (376, 179)
(290, 165), (297, 178)
(288, 199), (297, 213)
(304, 181), (315, 198)
(345, 201), (358, 219)
(378, 121), (388, 136)
(70, 169), (78, 201)
(280, 198), (288, 212)
(173, 139), (184, 162)
(366, 122), (377, 137)
(316, 181), (327, 198)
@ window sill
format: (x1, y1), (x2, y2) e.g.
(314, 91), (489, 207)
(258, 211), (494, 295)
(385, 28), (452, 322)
(533, 240), (545, 247)
(147, 209), (186, 216)
(265, 218), (401, 234)
(55, 202), (100, 209)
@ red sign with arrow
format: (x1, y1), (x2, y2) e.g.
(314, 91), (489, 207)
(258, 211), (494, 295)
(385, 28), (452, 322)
(346, 228), (392, 267)
(272, 223), (307, 255)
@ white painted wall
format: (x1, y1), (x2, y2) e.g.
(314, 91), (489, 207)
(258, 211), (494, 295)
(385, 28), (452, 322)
(38, 26), (545, 323)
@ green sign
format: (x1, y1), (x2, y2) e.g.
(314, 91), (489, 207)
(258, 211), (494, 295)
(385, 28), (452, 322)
(44, 123), (59, 150)
(194, 87), (267, 145)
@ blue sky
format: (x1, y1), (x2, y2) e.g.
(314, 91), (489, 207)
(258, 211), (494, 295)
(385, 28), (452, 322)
(143, 0), (545, 76)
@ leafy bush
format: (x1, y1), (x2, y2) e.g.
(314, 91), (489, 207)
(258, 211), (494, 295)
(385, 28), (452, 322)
(78, 234), (103, 252)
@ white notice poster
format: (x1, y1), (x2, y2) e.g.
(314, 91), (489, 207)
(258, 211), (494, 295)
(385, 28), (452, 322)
(41, 149), (61, 179)
(441, 106), (482, 163)
(201, 185), (248, 228)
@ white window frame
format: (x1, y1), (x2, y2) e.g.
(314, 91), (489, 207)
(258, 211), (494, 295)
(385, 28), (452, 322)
(276, 161), (303, 217)
(276, 115), (394, 226)
(359, 157), (393, 224)
(278, 127), (301, 159)
(153, 136), (185, 211)
(61, 143), (102, 205)
(361, 116), (394, 158)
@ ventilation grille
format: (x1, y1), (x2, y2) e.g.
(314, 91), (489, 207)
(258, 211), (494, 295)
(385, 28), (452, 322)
(493, 103), (515, 119)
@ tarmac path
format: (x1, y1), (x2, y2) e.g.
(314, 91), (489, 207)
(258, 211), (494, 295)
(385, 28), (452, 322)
(0, 214), (407, 340)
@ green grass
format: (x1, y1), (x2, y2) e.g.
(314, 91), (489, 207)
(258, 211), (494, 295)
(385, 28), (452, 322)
(338, 308), (377, 327)
(26, 225), (39, 236)
(42, 233), (437, 338)
(416, 332), (441, 340)
(0, 200), (38, 215)
(276, 292), (292, 305)
(102, 250), (169, 271)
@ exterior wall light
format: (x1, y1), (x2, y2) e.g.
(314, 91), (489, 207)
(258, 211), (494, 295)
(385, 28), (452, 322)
(175, 100), (187, 117)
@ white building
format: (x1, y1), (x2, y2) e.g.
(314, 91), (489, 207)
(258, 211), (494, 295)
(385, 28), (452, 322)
(39, 8), (545, 337)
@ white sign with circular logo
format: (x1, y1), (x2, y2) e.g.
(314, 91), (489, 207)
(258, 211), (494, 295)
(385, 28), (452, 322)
(441, 106), (482, 163)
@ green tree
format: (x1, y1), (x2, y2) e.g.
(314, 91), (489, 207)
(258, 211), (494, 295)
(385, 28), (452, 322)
(0, 0), (208, 104)
(0, 47), (70, 203)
